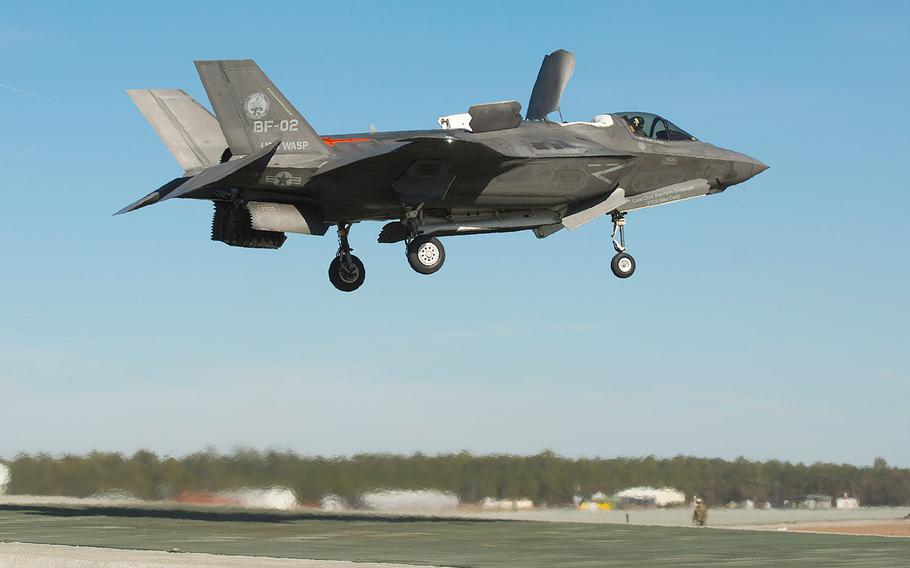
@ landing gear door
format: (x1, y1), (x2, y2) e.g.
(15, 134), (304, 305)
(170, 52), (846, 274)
(393, 160), (456, 204)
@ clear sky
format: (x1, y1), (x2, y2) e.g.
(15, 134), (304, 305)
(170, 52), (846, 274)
(1, 1), (908, 467)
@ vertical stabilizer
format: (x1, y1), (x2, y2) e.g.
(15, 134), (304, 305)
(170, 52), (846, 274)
(194, 60), (329, 159)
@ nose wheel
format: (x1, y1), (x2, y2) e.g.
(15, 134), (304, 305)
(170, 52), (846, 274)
(611, 252), (636, 278)
(328, 223), (366, 292)
(610, 212), (636, 278)
(406, 236), (446, 275)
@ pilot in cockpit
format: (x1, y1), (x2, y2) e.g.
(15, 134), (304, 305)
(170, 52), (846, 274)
(628, 115), (646, 137)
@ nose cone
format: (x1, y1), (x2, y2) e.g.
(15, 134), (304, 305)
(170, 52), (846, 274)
(730, 154), (768, 186)
(751, 159), (769, 177)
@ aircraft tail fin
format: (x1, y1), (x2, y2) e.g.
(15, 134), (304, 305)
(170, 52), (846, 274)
(127, 89), (229, 173)
(194, 59), (329, 159)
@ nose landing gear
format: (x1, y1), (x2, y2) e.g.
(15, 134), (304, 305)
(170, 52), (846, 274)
(328, 223), (366, 292)
(610, 212), (636, 279)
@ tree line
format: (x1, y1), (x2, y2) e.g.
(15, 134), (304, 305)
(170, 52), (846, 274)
(4, 451), (909, 507)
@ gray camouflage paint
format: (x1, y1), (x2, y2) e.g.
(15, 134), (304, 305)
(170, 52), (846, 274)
(120, 51), (767, 244)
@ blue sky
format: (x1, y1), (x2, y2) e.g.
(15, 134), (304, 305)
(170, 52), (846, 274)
(1, 1), (908, 466)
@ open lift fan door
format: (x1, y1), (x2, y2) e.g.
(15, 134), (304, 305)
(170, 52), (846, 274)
(526, 49), (575, 120)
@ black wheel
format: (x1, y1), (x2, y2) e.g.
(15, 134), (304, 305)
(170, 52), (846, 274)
(328, 255), (366, 292)
(610, 252), (636, 278)
(406, 236), (445, 275)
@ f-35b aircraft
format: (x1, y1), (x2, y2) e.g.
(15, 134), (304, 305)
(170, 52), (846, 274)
(121, 49), (767, 291)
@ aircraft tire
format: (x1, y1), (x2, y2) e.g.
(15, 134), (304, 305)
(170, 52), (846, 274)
(407, 236), (446, 275)
(610, 252), (636, 278)
(328, 255), (366, 292)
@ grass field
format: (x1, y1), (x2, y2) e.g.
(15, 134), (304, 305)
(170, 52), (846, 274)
(1, 505), (908, 567)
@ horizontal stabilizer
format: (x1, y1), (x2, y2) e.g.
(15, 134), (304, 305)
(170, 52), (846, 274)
(162, 140), (281, 203)
(115, 141), (280, 215)
(114, 177), (190, 215)
(127, 89), (228, 173)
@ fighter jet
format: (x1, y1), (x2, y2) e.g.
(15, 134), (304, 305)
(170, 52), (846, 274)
(121, 49), (767, 291)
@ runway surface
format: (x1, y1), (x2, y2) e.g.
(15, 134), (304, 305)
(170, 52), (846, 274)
(1, 504), (909, 567)
(0, 542), (439, 568)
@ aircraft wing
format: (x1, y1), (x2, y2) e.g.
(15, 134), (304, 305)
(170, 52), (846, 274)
(310, 136), (512, 205)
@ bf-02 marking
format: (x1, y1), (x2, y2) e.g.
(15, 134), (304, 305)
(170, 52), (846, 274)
(253, 119), (299, 133)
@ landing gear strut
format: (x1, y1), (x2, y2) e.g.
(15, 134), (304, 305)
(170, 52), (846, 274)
(610, 212), (636, 279)
(328, 223), (366, 292)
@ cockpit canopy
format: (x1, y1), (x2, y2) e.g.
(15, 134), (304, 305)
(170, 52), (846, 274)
(617, 112), (696, 142)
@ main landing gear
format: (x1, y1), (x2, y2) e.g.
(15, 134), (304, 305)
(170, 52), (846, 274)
(328, 223), (366, 292)
(400, 204), (446, 276)
(326, 217), (448, 291)
(610, 212), (636, 279)
(406, 235), (446, 275)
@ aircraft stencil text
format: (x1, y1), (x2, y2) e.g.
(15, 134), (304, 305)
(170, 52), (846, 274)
(253, 119), (299, 133)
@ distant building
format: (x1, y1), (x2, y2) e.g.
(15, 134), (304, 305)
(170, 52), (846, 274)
(800, 494), (833, 510)
(223, 487), (298, 510)
(578, 491), (613, 511)
(174, 487), (298, 510)
(0, 463), (9, 495)
(578, 501), (613, 511)
(836, 494), (860, 509)
(614, 487), (686, 508)
(361, 490), (459, 513)
(482, 497), (512, 510)
(481, 497), (534, 511)
(320, 494), (347, 512)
